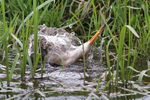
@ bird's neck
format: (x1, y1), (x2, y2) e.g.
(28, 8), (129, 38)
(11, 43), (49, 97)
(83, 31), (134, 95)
(63, 41), (91, 66)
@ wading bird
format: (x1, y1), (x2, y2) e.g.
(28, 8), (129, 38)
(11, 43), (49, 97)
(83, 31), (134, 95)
(28, 18), (112, 66)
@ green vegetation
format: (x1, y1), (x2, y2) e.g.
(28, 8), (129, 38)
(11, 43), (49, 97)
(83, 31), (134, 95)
(0, 0), (150, 99)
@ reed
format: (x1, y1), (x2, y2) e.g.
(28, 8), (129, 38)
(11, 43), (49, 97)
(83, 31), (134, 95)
(1, 0), (22, 85)
(33, 0), (38, 70)
(2, 0), (9, 86)
(21, 11), (28, 79)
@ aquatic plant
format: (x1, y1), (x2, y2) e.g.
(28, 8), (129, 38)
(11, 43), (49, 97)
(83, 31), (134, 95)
(0, 0), (150, 99)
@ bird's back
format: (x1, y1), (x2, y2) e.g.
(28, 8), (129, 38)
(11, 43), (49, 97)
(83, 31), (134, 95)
(28, 25), (79, 65)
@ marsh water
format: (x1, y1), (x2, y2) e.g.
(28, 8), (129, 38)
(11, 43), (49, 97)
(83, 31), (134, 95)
(0, 47), (150, 100)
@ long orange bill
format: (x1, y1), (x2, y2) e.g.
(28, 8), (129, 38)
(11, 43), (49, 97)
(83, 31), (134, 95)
(88, 17), (113, 46)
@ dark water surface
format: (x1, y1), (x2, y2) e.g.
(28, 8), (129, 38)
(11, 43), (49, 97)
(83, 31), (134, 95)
(0, 48), (107, 100)
(0, 49), (150, 100)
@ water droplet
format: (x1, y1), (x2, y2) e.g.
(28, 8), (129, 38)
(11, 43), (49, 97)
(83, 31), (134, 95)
(69, 24), (73, 29)
(71, 32), (75, 36)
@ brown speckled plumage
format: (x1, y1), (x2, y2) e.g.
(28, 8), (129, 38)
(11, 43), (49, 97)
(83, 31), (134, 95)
(28, 25), (80, 65)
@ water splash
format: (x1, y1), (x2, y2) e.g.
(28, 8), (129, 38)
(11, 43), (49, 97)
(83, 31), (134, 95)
(69, 24), (73, 29)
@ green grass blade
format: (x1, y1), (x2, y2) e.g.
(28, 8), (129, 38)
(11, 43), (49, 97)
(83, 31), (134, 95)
(70, 11), (85, 34)
(33, 0), (38, 65)
(9, 53), (20, 81)
(16, 0), (55, 35)
(0, 31), (9, 46)
(100, 13), (118, 52)
(0, 78), (3, 86)
(27, 54), (33, 76)
(39, 39), (44, 77)
(36, 89), (45, 97)
(42, 52), (64, 74)
(96, 75), (101, 90)
(11, 33), (23, 49)
(21, 11), (25, 79)
(118, 26), (126, 83)
(10, 33), (33, 76)
(125, 25), (139, 38)
(2, 0), (10, 86)
(17, 0), (24, 11)
(138, 70), (150, 82)
(106, 38), (113, 79)
(33, 53), (40, 75)
(38, 4), (50, 24)
(126, 6), (131, 81)
(58, 0), (68, 24)
(102, 75), (115, 92)
(127, 66), (140, 73)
